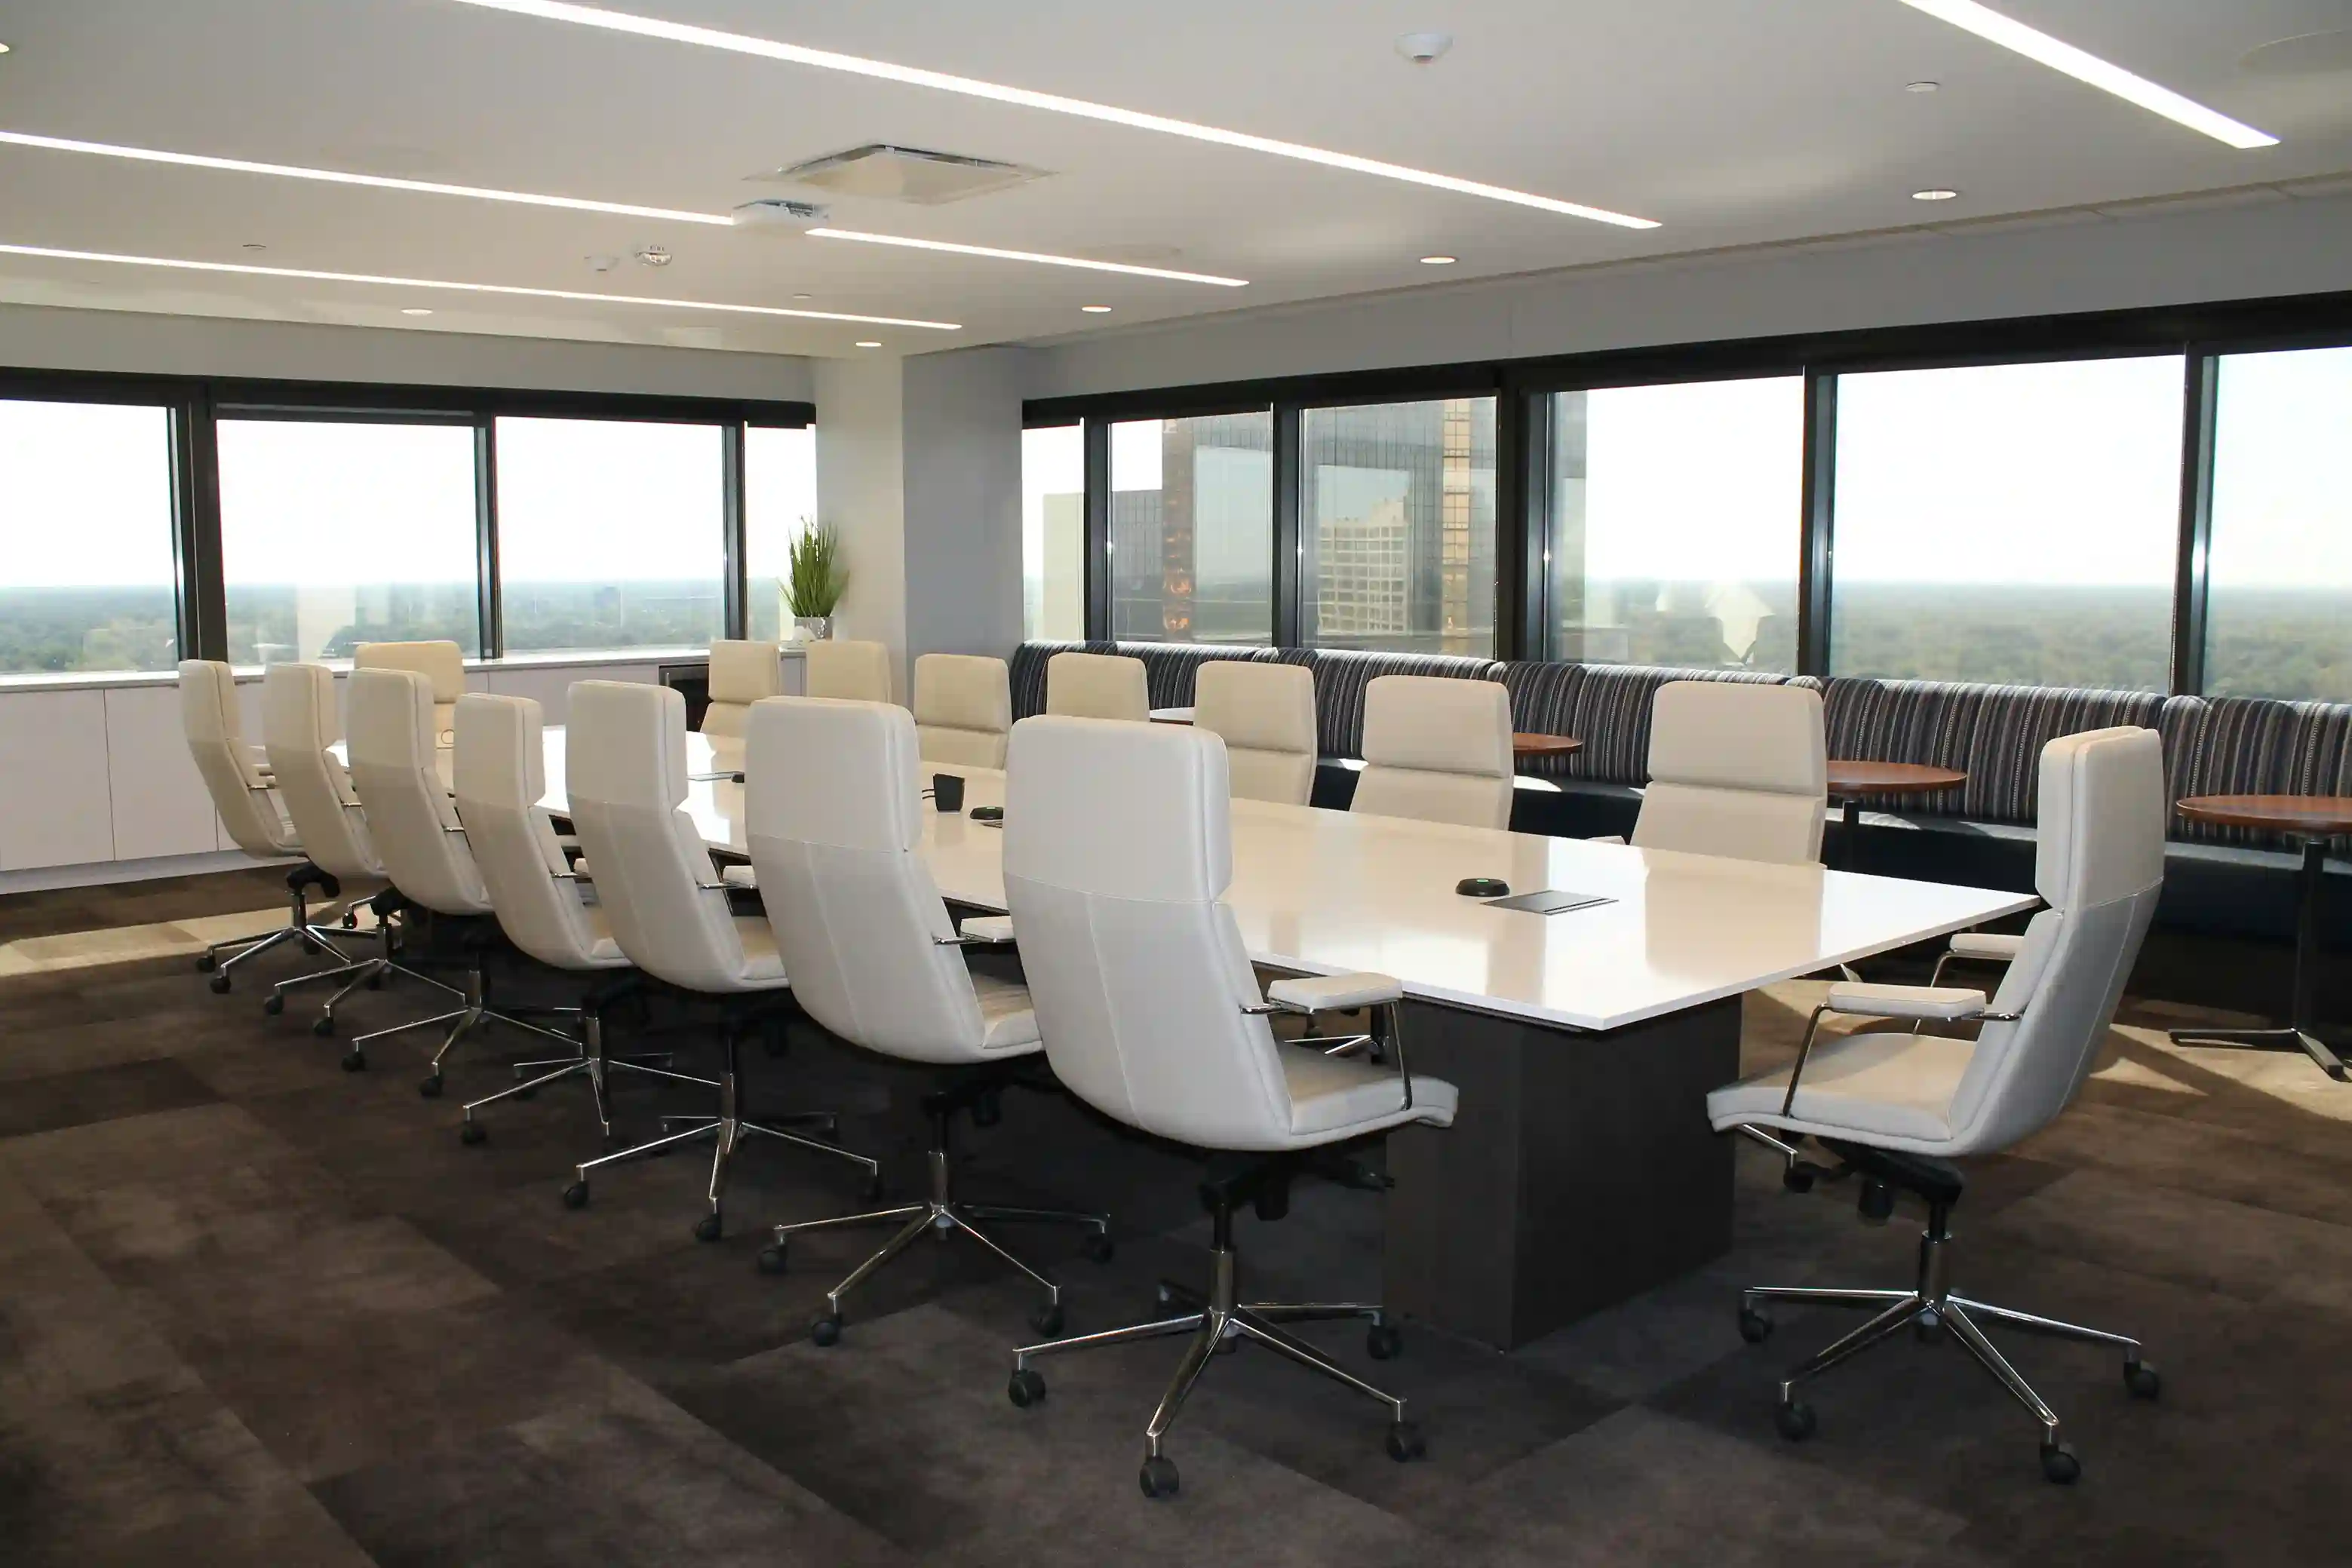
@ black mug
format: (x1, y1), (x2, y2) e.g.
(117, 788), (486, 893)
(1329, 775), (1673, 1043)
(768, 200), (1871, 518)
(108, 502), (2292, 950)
(932, 773), (966, 813)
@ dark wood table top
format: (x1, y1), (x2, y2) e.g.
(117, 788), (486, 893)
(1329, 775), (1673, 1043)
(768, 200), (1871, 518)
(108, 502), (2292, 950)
(2176, 793), (2352, 835)
(1826, 759), (1968, 796)
(1513, 732), (1583, 759)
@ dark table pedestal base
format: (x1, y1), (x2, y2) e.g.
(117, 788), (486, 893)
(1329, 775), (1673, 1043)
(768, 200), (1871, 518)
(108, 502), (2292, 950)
(2166, 1024), (2350, 1082)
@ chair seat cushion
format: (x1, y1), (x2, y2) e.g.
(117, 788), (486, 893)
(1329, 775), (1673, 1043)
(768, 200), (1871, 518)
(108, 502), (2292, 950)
(1279, 1044), (1457, 1138)
(971, 971), (1042, 1051)
(1707, 1030), (1976, 1145)
(732, 916), (789, 986)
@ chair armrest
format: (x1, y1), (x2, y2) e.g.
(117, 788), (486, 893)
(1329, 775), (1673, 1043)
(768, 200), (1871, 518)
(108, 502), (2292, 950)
(1264, 971), (1404, 1014)
(1824, 982), (1990, 1022)
(960, 914), (1015, 944)
(1949, 931), (2024, 962)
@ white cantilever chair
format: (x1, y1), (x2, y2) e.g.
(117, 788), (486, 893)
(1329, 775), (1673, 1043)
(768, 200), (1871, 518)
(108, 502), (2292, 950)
(746, 697), (1111, 1344)
(449, 692), (717, 1146)
(1193, 661), (1316, 806)
(1709, 726), (2166, 1486)
(354, 640), (465, 747)
(912, 653), (1012, 769)
(560, 680), (878, 1241)
(699, 640), (785, 739)
(1044, 651), (1148, 722)
(999, 716), (1458, 1499)
(1630, 682), (1827, 864)
(804, 638), (892, 702)
(1351, 674), (1512, 830)
(178, 659), (355, 990)
(345, 667), (578, 1087)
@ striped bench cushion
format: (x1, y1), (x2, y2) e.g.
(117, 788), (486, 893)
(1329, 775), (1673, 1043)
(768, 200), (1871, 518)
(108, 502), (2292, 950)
(1540, 664), (1801, 785)
(1110, 641), (1285, 710)
(1009, 640), (1116, 720)
(1954, 686), (2166, 823)
(1309, 650), (1504, 759)
(1497, 662), (1589, 778)
(2161, 695), (2301, 847)
(1822, 678), (1992, 818)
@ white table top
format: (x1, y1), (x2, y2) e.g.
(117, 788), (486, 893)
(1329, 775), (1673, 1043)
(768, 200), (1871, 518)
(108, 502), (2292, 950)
(507, 729), (2036, 1035)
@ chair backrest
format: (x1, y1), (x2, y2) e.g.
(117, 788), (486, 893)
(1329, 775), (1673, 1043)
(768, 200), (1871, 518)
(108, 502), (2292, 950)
(180, 659), (297, 858)
(452, 692), (615, 972)
(345, 667), (492, 916)
(1632, 681), (1827, 866)
(702, 640), (784, 739)
(1942, 727), (2166, 1155)
(1003, 716), (1298, 1150)
(262, 662), (381, 880)
(565, 680), (766, 992)
(746, 698), (999, 1063)
(1193, 661), (1316, 806)
(805, 639), (893, 703)
(354, 640), (465, 746)
(1046, 652), (1149, 722)
(913, 653), (1012, 769)
(1351, 675), (1513, 830)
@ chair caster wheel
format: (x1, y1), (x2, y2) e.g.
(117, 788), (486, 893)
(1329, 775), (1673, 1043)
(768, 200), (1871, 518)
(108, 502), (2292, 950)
(756, 1243), (788, 1276)
(459, 1121), (486, 1146)
(1774, 1400), (1816, 1442)
(1214, 1333), (1239, 1356)
(312, 1015), (335, 1038)
(209, 974), (232, 995)
(196, 953), (218, 973)
(418, 1074), (444, 1099)
(1028, 1302), (1064, 1337)
(693, 1212), (723, 1244)
(364, 971), (384, 990)
(2125, 1360), (2160, 1400)
(1738, 1306), (1773, 1345)
(810, 1315), (842, 1347)
(2040, 1442), (2080, 1485)
(561, 1181), (589, 1210)
(1007, 1368), (1046, 1408)
(1914, 1310), (1945, 1344)
(263, 994), (284, 1016)
(1138, 1455), (1178, 1499)
(1385, 1420), (1426, 1462)
(1079, 1232), (1114, 1265)
(1781, 1164), (1814, 1194)
(1857, 1179), (1894, 1223)
(340, 1050), (367, 1072)
(1367, 1323), (1403, 1361)
(342, 912), (359, 928)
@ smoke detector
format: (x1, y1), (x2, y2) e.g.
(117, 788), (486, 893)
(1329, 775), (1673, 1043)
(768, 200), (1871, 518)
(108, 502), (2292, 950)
(1396, 32), (1453, 64)
(731, 198), (831, 231)
(635, 245), (673, 268)
(751, 144), (1049, 205)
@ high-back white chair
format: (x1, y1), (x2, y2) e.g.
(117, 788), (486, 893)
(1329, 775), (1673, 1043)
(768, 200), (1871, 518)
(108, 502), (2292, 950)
(354, 640), (465, 747)
(561, 680), (875, 1238)
(1708, 726), (2166, 1484)
(746, 696), (1107, 1342)
(701, 640), (784, 739)
(912, 653), (1012, 769)
(1193, 661), (1316, 806)
(805, 638), (892, 703)
(1045, 651), (1148, 723)
(1351, 675), (1512, 830)
(999, 716), (1457, 1496)
(1631, 682), (1826, 865)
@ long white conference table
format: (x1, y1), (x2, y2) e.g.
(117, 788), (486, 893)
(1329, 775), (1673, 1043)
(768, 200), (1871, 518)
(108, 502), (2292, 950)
(525, 729), (2035, 1350)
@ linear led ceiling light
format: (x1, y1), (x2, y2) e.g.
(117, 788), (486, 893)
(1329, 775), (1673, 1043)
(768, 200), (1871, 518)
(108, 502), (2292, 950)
(0, 243), (962, 329)
(441, 0), (1660, 228)
(1895, 0), (2278, 149)
(803, 229), (1247, 286)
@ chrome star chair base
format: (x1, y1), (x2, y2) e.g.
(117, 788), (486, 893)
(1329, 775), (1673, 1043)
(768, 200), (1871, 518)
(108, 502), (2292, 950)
(760, 1069), (1111, 1346)
(459, 976), (712, 1146)
(263, 891), (461, 1035)
(198, 862), (363, 992)
(326, 922), (577, 1091)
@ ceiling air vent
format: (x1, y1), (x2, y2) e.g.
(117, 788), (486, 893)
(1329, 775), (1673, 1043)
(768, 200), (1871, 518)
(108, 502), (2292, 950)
(751, 144), (1049, 204)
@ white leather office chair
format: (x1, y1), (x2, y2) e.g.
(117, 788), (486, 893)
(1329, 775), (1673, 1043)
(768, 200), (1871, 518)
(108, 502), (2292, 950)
(345, 667), (577, 1085)
(354, 639), (465, 747)
(1709, 727), (2166, 1484)
(912, 653), (1012, 769)
(1351, 675), (1512, 830)
(1629, 682), (1827, 865)
(1193, 661), (1316, 806)
(700, 640), (784, 739)
(561, 680), (877, 1239)
(998, 716), (1457, 1498)
(746, 697), (1111, 1342)
(450, 692), (717, 1146)
(178, 659), (355, 990)
(804, 638), (892, 703)
(1044, 651), (1148, 722)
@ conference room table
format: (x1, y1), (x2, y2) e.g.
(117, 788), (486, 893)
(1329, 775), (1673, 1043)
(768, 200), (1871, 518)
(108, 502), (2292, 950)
(526, 729), (2034, 1350)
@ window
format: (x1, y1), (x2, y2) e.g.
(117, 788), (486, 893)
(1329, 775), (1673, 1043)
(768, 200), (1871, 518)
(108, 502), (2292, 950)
(0, 400), (180, 675)
(1548, 378), (1802, 670)
(1829, 357), (2182, 692)
(1110, 413), (1273, 644)
(1023, 425), (1085, 642)
(218, 419), (481, 664)
(2205, 346), (2352, 701)
(496, 416), (724, 653)
(744, 424), (818, 643)
(1302, 397), (1496, 656)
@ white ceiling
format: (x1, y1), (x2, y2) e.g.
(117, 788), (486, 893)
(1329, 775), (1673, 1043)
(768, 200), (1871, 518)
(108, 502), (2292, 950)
(0, 0), (2347, 361)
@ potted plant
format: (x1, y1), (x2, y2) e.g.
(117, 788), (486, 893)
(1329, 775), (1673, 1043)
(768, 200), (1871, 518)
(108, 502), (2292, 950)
(785, 520), (849, 640)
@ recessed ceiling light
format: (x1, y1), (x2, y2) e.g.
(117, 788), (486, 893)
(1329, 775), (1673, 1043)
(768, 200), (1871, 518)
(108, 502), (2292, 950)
(1911, 188), (1961, 201)
(635, 244), (671, 266)
(1893, 0), (2277, 149)
(805, 229), (1247, 287)
(445, 0), (1659, 228)
(0, 42), (12, 56)
(1905, 80), (1941, 93)
(1419, 254), (1458, 265)
(401, 307), (434, 315)
(855, 340), (883, 348)
(0, 242), (962, 329)
(1080, 305), (1111, 313)
(1396, 32), (1453, 65)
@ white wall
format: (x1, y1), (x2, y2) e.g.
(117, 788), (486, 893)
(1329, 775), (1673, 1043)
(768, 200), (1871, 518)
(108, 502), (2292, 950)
(901, 346), (1029, 668)
(813, 357), (910, 692)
